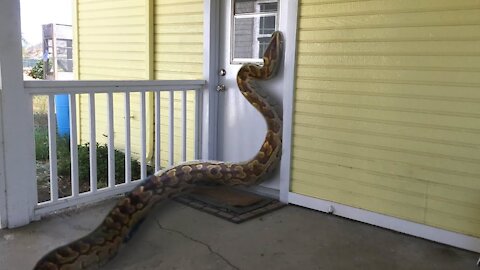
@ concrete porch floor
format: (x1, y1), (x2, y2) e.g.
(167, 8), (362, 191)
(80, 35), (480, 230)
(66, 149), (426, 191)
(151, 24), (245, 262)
(0, 199), (478, 270)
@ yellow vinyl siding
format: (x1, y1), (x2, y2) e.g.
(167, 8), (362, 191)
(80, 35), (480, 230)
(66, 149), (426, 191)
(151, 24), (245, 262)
(76, 0), (202, 167)
(292, 0), (480, 237)
(78, 93), (148, 159)
(154, 0), (203, 166)
(76, 0), (147, 80)
(157, 91), (197, 165)
(76, 0), (148, 161)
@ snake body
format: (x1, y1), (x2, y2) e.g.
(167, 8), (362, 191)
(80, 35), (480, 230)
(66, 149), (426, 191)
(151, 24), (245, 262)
(34, 31), (283, 270)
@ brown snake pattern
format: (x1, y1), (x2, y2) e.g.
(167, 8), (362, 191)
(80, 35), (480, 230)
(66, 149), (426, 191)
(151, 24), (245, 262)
(34, 31), (283, 270)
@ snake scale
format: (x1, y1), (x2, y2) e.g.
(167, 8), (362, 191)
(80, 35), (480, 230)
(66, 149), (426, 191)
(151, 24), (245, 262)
(34, 31), (283, 270)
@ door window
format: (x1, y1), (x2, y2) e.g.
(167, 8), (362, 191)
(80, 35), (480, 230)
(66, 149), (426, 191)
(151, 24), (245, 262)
(232, 0), (279, 63)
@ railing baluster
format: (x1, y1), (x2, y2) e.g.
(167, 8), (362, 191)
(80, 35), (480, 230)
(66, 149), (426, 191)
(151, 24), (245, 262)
(194, 89), (201, 159)
(69, 94), (79, 197)
(182, 90), (187, 162)
(47, 95), (58, 202)
(89, 93), (97, 192)
(140, 91), (147, 179)
(124, 92), (131, 184)
(155, 90), (161, 171)
(169, 90), (174, 166)
(107, 93), (115, 188)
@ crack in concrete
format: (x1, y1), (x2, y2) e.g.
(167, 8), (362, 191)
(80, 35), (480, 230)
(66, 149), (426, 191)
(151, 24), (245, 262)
(155, 219), (240, 270)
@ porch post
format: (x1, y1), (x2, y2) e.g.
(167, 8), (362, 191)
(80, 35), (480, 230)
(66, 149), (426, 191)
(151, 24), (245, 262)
(201, 0), (220, 160)
(0, 0), (37, 227)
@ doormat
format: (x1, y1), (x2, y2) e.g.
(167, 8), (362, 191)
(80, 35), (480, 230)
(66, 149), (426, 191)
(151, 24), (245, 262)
(174, 186), (285, 223)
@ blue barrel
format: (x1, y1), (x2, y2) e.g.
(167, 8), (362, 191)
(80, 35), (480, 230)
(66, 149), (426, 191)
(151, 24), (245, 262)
(55, 94), (70, 137)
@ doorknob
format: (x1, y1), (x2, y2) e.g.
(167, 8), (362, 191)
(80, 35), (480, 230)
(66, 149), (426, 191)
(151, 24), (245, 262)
(219, 69), (226, 76)
(216, 84), (226, 92)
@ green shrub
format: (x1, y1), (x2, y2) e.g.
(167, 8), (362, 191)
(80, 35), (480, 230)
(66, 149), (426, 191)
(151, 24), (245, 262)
(35, 128), (49, 161)
(28, 60), (44, 79)
(35, 129), (151, 187)
(33, 112), (48, 128)
(58, 142), (148, 187)
(34, 130), (70, 162)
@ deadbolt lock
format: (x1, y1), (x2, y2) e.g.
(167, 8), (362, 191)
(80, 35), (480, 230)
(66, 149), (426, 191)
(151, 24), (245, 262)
(216, 84), (226, 92)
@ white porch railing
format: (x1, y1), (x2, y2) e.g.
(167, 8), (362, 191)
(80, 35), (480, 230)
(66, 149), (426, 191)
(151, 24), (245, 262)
(25, 80), (205, 218)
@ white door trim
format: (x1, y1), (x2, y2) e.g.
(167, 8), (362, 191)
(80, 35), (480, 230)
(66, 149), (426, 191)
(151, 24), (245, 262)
(202, 0), (221, 160)
(289, 192), (480, 253)
(278, 0), (299, 203)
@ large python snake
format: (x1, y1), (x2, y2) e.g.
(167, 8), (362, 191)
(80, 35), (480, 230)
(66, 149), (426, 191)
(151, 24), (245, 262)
(34, 31), (283, 270)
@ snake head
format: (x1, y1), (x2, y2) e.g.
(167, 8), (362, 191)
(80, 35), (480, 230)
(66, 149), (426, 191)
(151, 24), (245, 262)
(262, 31), (283, 78)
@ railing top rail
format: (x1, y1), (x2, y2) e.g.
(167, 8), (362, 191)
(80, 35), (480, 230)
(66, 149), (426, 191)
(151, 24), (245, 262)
(24, 80), (206, 95)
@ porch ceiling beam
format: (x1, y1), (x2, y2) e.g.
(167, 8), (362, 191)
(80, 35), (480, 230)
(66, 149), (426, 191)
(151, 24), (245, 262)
(23, 80), (206, 94)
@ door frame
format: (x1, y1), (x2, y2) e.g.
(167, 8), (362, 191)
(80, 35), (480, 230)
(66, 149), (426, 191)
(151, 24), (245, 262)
(277, 0), (299, 203)
(203, 0), (299, 202)
(202, 0), (221, 161)
(0, 86), (6, 228)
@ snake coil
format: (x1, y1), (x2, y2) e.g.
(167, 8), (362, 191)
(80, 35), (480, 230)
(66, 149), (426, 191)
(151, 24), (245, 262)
(34, 31), (283, 270)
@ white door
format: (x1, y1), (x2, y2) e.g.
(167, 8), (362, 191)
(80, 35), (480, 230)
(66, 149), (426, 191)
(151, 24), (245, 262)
(216, 0), (284, 192)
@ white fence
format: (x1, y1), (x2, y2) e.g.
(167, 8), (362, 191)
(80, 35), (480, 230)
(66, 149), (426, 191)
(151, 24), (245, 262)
(25, 80), (205, 217)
